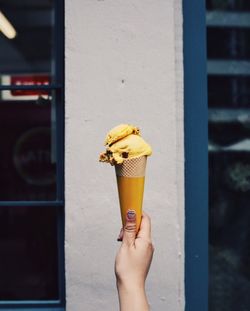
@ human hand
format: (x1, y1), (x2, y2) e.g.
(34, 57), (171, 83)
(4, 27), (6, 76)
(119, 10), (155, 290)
(115, 210), (154, 291)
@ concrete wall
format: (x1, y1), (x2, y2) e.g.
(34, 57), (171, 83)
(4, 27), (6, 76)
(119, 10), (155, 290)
(65, 1), (184, 310)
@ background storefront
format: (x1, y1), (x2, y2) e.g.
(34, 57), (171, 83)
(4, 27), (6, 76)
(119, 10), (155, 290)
(2, 0), (249, 310)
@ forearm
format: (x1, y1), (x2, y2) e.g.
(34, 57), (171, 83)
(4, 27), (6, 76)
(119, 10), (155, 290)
(117, 283), (149, 311)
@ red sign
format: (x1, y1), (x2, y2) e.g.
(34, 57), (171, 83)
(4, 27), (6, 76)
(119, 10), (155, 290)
(11, 75), (51, 96)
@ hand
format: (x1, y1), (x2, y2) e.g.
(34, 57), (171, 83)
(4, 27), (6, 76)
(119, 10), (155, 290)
(115, 210), (154, 310)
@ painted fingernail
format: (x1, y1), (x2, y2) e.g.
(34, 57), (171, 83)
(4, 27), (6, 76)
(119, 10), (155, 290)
(127, 209), (136, 221)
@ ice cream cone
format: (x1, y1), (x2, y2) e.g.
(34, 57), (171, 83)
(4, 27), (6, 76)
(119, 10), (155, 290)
(115, 156), (147, 233)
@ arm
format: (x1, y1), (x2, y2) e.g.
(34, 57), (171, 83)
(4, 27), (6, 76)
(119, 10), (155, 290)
(115, 210), (154, 311)
(117, 283), (149, 311)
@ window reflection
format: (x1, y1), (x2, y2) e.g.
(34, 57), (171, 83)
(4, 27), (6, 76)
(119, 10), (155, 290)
(0, 91), (57, 201)
(207, 1), (250, 310)
(0, 0), (54, 82)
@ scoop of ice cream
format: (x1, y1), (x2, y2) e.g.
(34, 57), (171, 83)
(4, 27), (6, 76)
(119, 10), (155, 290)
(104, 124), (140, 146)
(99, 124), (152, 165)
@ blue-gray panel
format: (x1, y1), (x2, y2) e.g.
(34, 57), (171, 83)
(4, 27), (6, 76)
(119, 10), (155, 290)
(183, 0), (208, 310)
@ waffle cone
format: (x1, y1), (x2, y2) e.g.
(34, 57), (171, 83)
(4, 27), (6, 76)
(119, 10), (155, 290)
(115, 156), (147, 232)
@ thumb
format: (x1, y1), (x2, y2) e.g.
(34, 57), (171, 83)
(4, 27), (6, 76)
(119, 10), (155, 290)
(122, 210), (137, 247)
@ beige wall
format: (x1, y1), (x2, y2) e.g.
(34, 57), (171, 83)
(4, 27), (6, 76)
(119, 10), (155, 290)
(65, 1), (184, 310)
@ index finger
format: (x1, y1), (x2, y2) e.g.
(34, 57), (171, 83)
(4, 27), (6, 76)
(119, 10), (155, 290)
(136, 212), (151, 240)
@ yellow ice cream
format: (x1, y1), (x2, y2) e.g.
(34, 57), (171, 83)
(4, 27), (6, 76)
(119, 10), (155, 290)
(99, 124), (152, 165)
(100, 124), (152, 233)
(104, 124), (140, 146)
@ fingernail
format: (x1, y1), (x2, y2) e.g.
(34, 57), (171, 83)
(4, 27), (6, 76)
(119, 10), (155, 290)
(127, 209), (136, 221)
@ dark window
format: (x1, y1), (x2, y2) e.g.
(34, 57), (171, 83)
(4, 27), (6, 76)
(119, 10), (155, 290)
(207, 1), (250, 310)
(0, 0), (53, 76)
(0, 206), (59, 300)
(0, 0), (64, 309)
(206, 0), (250, 11)
(0, 91), (57, 201)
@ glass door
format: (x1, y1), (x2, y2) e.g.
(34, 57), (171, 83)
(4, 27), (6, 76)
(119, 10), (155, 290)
(207, 1), (250, 310)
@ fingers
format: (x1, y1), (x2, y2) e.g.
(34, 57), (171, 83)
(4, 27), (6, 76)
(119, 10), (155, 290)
(122, 210), (137, 247)
(117, 211), (152, 243)
(117, 228), (123, 241)
(137, 212), (151, 241)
